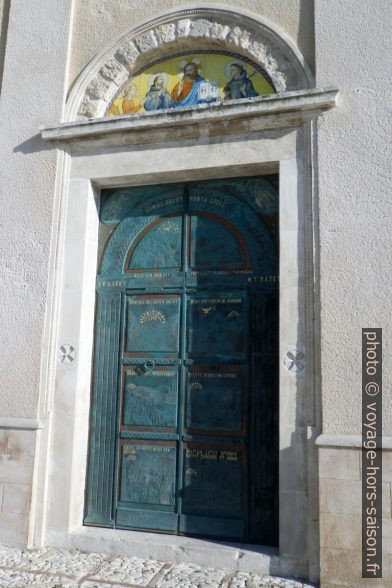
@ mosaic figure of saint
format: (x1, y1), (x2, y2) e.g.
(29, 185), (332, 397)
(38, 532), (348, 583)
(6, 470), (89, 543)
(223, 63), (259, 100)
(121, 83), (141, 114)
(143, 74), (173, 111)
(171, 60), (206, 108)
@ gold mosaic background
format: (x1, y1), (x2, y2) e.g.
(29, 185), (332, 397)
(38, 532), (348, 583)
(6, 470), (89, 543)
(107, 53), (275, 116)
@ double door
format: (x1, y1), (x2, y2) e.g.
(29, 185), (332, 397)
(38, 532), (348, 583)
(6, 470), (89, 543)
(118, 288), (249, 539)
(85, 180), (278, 544)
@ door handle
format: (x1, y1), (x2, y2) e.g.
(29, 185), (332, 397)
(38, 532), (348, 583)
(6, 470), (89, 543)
(142, 360), (155, 372)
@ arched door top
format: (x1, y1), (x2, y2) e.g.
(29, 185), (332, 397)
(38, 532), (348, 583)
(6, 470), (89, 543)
(125, 212), (252, 273)
(68, 7), (313, 121)
(100, 180), (278, 278)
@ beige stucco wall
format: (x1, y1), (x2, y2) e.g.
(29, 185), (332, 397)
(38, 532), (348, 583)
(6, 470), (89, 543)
(315, 0), (392, 437)
(0, 0), (73, 419)
(0, 0), (73, 544)
(69, 0), (315, 91)
(315, 1), (392, 585)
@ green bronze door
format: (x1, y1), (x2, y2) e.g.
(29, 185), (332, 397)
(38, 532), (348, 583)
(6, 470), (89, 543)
(85, 177), (279, 545)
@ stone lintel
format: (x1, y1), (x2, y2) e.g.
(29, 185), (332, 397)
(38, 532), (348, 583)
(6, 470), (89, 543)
(40, 88), (338, 144)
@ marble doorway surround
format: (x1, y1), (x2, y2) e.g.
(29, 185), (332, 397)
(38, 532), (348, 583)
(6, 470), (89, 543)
(34, 6), (338, 584)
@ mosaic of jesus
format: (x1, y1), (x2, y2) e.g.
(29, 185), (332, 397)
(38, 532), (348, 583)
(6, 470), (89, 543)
(107, 53), (275, 116)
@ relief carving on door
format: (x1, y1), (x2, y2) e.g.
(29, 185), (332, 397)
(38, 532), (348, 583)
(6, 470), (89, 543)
(85, 176), (279, 545)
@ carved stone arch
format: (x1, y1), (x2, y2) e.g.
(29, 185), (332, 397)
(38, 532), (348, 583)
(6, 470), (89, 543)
(66, 6), (313, 121)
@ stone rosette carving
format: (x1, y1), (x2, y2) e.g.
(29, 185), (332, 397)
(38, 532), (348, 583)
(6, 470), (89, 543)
(70, 8), (311, 121)
(283, 347), (306, 374)
(59, 344), (76, 364)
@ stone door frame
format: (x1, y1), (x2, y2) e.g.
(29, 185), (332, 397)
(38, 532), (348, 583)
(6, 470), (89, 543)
(31, 6), (338, 582)
(33, 118), (320, 581)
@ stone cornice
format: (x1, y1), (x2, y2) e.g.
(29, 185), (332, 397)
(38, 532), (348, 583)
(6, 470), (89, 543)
(0, 417), (44, 430)
(66, 6), (313, 122)
(42, 88), (338, 145)
(316, 433), (392, 450)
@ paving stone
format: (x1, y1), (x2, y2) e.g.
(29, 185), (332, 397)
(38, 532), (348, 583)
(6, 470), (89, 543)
(0, 547), (315, 588)
(156, 562), (227, 587)
(227, 573), (307, 587)
(81, 582), (129, 588)
(90, 556), (165, 585)
(0, 567), (78, 587)
(0, 547), (48, 569)
(24, 548), (109, 579)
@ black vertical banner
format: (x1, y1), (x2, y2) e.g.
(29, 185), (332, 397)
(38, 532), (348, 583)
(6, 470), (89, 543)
(362, 329), (382, 578)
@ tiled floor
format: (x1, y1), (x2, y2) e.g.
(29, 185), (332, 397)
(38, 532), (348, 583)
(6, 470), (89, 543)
(0, 547), (315, 587)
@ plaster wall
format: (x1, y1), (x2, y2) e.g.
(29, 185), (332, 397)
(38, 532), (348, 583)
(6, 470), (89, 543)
(69, 0), (315, 91)
(0, 0), (73, 545)
(315, 0), (392, 436)
(315, 2), (392, 585)
(0, 0), (73, 419)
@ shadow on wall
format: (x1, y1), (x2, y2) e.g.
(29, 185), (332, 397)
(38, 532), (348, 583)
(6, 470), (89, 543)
(13, 134), (54, 154)
(299, 0), (315, 75)
(0, 0), (11, 95)
(269, 128), (320, 582)
(267, 129), (318, 582)
(249, 129), (319, 583)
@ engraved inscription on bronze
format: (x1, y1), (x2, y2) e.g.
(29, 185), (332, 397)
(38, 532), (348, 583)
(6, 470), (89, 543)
(187, 296), (245, 355)
(126, 295), (180, 353)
